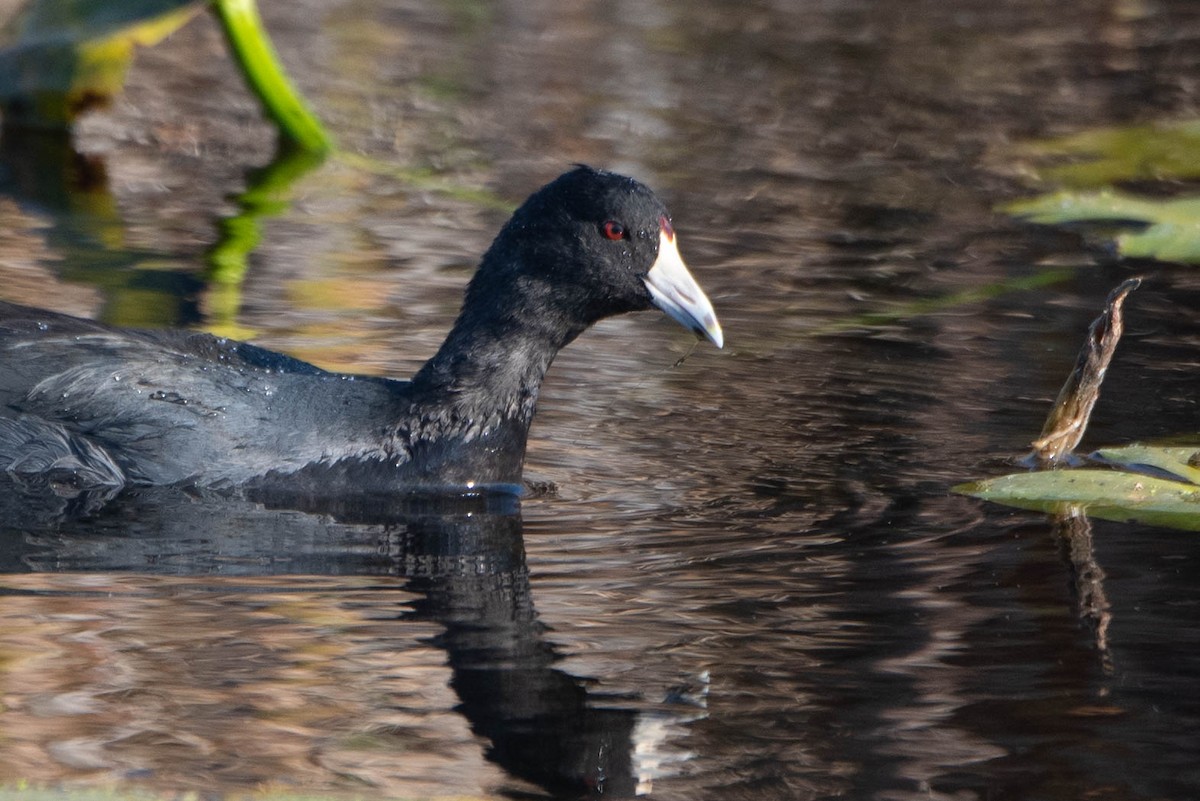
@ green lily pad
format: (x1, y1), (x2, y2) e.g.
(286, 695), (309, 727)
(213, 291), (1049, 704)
(1004, 189), (1200, 264)
(956, 449), (1200, 531)
(1002, 118), (1200, 264)
(1014, 120), (1200, 188)
(1091, 443), (1200, 484)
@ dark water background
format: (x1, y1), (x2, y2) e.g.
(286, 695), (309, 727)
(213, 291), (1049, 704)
(2, 1), (1200, 799)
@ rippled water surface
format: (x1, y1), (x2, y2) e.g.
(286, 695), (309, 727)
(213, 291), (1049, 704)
(2, 1), (1200, 799)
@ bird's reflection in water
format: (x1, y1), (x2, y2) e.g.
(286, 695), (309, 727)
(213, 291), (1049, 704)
(0, 480), (704, 798)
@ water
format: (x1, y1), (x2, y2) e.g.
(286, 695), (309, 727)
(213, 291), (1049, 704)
(2, 0), (1200, 798)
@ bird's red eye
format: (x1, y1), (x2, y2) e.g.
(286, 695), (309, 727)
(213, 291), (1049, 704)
(602, 220), (625, 240)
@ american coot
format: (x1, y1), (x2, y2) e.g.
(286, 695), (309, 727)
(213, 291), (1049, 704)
(0, 166), (722, 494)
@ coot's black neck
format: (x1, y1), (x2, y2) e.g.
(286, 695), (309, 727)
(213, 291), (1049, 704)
(396, 247), (589, 486)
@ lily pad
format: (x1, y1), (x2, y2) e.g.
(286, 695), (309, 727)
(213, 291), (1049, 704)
(1004, 190), (1200, 264)
(955, 448), (1200, 531)
(1013, 120), (1200, 188)
(1091, 443), (1200, 485)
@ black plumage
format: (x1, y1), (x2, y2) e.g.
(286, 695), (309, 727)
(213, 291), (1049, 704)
(0, 167), (722, 494)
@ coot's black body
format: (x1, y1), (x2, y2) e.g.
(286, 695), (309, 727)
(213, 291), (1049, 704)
(0, 167), (722, 494)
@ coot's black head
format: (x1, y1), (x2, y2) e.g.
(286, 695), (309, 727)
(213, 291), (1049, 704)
(467, 166), (723, 347)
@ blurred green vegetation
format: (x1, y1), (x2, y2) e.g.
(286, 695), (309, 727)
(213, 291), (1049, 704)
(1013, 120), (1200, 187)
(0, 0), (200, 128)
(1004, 119), (1200, 263)
(1006, 190), (1200, 263)
(203, 145), (326, 338)
(0, 0), (518, 333)
(0, 0), (332, 153)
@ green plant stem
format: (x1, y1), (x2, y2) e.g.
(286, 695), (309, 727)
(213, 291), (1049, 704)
(211, 0), (333, 154)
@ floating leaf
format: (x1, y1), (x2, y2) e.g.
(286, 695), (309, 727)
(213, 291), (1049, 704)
(1091, 443), (1200, 485)
(955, 466), (1200, 531)
(1004, 190), (1200, 264)
(957, 279), (1199, 529)
(1002, 117), (1200, 264)
(1013, 120), (1200, 188)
